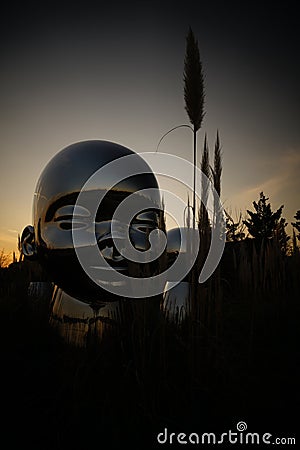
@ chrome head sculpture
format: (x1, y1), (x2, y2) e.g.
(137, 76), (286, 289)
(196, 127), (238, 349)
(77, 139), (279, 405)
(21, 140), (163, 305)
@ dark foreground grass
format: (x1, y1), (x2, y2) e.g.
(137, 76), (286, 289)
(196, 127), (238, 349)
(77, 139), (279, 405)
(0, 246), (299, 449)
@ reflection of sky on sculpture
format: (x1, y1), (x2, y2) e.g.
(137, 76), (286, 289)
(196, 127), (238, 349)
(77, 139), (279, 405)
(0, 2), (299, 254)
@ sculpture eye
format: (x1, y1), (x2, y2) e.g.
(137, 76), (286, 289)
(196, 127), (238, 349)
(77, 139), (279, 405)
(133, 225), (154, 234)
(131, 210), (159, 234)
(135, 211), (159, 223)
(54, 205), (90, 230)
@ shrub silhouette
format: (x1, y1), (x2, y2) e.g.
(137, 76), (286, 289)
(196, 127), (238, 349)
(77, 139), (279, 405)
(243, 191), (284, 240)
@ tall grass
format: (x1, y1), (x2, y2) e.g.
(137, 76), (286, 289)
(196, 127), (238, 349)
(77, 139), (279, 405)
(1, 237), (299, 448)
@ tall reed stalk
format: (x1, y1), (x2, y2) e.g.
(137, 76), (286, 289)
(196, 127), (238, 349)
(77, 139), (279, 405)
(183, 27), (205, 229)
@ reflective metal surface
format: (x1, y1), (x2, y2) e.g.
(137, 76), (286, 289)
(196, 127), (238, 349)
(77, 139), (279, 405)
(162, 281), (190, 324)
(49, 285), (120, 347)
(21, 140), (163, 305)
(162, 227), (192, 323)
(166, 227), (191, 282)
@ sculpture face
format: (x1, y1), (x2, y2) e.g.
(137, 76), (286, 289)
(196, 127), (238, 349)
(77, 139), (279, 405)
(21, 140), (162, 304)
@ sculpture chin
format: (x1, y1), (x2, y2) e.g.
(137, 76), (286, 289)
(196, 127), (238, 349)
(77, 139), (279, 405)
(37, 246), (129, 305)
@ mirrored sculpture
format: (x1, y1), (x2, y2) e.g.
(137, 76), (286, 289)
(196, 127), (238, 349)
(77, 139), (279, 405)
(21, 140), (164, 309)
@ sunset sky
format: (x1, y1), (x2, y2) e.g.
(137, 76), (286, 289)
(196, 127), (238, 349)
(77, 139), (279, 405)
(0, 1), (299, 257)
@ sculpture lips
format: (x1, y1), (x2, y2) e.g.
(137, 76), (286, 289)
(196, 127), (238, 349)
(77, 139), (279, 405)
(96, 231), (125, 244)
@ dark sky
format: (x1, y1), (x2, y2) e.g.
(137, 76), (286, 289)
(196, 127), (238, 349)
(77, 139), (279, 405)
(0, 1), (299, 251)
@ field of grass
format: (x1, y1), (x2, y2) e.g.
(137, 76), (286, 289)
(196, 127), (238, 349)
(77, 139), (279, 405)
(0, 242), (299, 449)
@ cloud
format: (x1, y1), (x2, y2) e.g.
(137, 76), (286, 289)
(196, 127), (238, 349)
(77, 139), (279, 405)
(0, 228), (19, 252)
(227, 149), (300, 223)
(244, 150), (300, 199)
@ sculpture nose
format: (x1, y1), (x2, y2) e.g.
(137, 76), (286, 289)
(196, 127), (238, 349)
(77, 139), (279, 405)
(100, 244), (124, 262)
(96, 232), (125, 263)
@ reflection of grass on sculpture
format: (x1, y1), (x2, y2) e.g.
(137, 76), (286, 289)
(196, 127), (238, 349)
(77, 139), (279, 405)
(0, 244), (299, 448)
(162, 291), (187, 325)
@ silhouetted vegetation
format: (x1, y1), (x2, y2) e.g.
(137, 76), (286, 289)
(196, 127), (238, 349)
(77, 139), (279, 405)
(243, 192), (291, 255)
(226, 212), (246, 242)
(0, 248), (10, 268)
(211, 130), (222, 197)
(292, 210), (300, 240)
(184, 26), (205, 228)
(243, 192), (284, 240)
